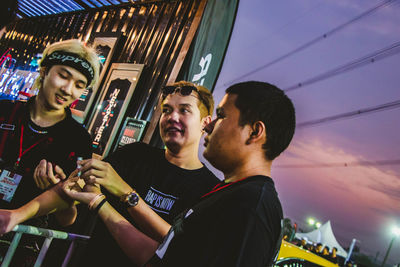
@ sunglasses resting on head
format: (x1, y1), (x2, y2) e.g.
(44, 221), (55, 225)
(161, 85), (210, 114)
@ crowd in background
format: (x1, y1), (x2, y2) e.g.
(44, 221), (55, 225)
(292, 238), (352, 266)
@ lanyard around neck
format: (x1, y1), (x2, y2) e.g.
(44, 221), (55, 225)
(201, 176), (249, 199)
(14, 124), (48, 169)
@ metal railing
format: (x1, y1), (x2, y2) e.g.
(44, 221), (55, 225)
(1, 224), (90, 267)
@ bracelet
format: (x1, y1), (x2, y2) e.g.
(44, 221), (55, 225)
(94, 198), (107, 213)
(88, 193), (105, 210)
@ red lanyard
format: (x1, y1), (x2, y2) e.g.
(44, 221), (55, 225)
(201, 176), (249, 198)
(0, 102), (22, 159)
(14, 124), (48, 169)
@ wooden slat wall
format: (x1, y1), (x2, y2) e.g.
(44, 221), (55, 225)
(0, 0), (203, 142)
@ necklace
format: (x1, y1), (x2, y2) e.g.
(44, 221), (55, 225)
(28, 123), (48, 134)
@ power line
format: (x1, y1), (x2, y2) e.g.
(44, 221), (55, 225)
(246, 3), (324, 49)
(221, 0), (397, 87)
(275, 159), (400, 168)
(284, 40), (400, 92)
(297, 99), (400, 128)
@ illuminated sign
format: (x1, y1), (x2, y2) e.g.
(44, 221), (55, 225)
(93, 88), (120, 144)
(0, 48), (13, 69)
(115, 117), (147, 150)
(0, 68), (39, 98)
(88, 63), (144, 158)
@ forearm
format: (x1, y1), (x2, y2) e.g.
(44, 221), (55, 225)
(54, 206), (78, 226)
(15, 183), (75, 224)
(127, 197), (171, 242)
(98, 201), (159, 266)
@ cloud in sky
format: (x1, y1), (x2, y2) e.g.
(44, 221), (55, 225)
(273, 136), (400, 255)
(214, 1), (400, 263)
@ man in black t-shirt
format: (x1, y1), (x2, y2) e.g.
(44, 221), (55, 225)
(61, 81), (296, 267)
(0, 39), (100, 265)
(1, 81), (295, 266)
(150, 81), (296, 266)
(73, 82), (218, 267)
(0, 39), (100, 215)
(0, 81), (218, 266)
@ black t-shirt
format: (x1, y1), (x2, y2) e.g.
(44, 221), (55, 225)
(0, 98), (91, 217)
(154, 176), (283, 267)
(78, 142), (219, 267)
(0, 98), (93, 266)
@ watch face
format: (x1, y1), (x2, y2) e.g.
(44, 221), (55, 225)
(127, 192), (139, 207)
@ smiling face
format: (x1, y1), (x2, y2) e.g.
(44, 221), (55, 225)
(160, 92), (208, 153)
(38, 65), (87, 112)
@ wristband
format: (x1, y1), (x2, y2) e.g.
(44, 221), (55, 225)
(94, 198), (107, 213)
(88, 193), (105, 210)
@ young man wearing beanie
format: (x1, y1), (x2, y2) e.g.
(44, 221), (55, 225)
(0, 39), (99, 213)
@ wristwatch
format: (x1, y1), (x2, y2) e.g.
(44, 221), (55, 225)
(121, 191), (140, 208)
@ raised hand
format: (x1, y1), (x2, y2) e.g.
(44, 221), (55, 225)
(33, 159), (66, 190)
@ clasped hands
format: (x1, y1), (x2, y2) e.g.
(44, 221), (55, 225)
(62, 158), (134, 205)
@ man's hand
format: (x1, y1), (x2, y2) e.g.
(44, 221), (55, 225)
(79, 159), (133, 198)
(62, 169), (100, 205)
(0, 209), (20, 234)
(33, 159), (66, 190)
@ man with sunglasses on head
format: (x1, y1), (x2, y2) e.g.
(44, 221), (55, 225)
(0, 81), (219, 266)
(75, 81), (218, 266)
(61, 81), (295, 267)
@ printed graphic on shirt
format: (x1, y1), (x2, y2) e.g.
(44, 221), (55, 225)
(144, 187), (178, 214)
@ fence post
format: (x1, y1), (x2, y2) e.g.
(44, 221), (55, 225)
(1, 232), (23, 267)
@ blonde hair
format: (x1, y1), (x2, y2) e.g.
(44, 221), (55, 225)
(34, 39), (100, 89)
(166, 81), (214, 118)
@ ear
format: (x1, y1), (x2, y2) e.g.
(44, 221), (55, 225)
(201, 115), (212, 132)
(246, 121), (266, 144)
(39, 67), (47, 81)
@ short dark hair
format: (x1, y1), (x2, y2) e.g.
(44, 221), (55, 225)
(226, 81), (296, 160)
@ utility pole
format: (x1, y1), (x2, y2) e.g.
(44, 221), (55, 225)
(381, 236), (396, 267)
(374, 251), (380, 264)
